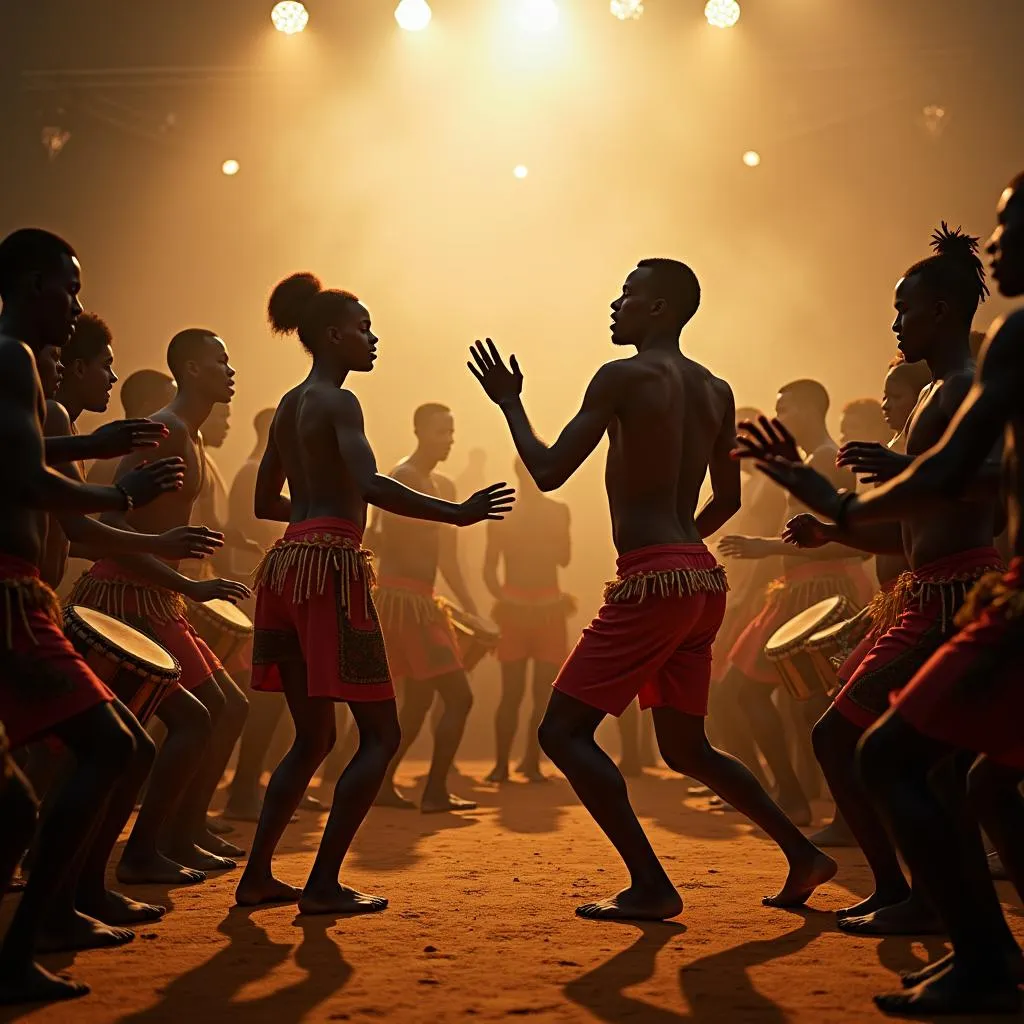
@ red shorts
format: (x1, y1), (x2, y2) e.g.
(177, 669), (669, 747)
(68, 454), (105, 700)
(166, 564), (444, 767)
(376, 576), (463, 683)
(493, 588), (570, 667)
(893, 558), (1024, 769)
(0, 555), (113, 749)
(70, 560), (222, 693)
(553, 544), (728, 718)
(729, 559), (874, 684)
(253, 518), (394, 703)
(834, 547), (1003, 729)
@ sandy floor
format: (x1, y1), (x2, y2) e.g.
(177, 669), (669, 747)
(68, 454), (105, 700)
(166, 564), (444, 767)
(3, 760), (1021, 1024)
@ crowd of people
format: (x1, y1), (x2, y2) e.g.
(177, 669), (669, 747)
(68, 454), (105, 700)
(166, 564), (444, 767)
(0, 166), (1021, 1016)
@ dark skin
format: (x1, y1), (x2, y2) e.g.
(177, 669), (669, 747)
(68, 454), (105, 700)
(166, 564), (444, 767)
(233, 296), (512, 912)
(720, 395), (868, 827)
(482, 464), (571, 783)
(468, 264), (835, 922)
(101, 335), (252, 882)
(0, 253), (185, 1007)
(373, 411), (486, 813)
(736, 183), (1024, 1016)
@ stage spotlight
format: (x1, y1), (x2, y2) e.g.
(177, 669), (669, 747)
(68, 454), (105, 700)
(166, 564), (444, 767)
(704, 0), (740, 29)
(742, 150), (760, 167)
(395, 0), (432, 32)
(513, 165), (529, 179)
(610, 0), (644, 20)
(222, 159), (240, 176)
(271, 1), (308, 35)
(517, 0), (559, 33)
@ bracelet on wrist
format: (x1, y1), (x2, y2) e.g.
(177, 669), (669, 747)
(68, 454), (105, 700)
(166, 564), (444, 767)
(115, 483), (134, 512)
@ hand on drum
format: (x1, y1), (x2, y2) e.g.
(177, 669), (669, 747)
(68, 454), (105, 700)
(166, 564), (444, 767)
(456, 483), (516, 526)
(155, 525), (225, 561)
(187, 577), (251, 605)
(89, 418), (169, 459)
(836, 441), (912, 484)
(732, 416), (801, 464)
(118, 457), (186, 507)
(718, 535), (777, 560)
(782, 514), (834, 549)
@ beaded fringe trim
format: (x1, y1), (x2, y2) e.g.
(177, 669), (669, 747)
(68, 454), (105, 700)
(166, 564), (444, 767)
(603, 566), (728, 604)
(956, 569), (1024, 627)
(66, 573), (186, 625)
(253, 538), (375, 609)
(871, 566), (1005, 635)
(374, 586), (452, 630)
(2, 577), (62, 648)
(492, 592), (577, 627)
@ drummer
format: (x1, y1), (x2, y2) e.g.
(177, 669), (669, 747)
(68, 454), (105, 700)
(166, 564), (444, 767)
(483, 456), (573, 784)
(371, 403), (482, 813)
(719, 379), (873, 827)
(35, 313), (224, 935)
(68, 328), (251, 883)
(736, 224), (1003, 936)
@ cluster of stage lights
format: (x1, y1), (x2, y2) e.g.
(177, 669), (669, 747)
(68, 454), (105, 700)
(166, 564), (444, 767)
(269, 2), (742, 35)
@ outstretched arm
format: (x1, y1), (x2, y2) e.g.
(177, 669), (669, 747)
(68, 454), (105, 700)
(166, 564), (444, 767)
(469, 340), (618, 492)
(331, 390), (512, 526)
(695, 387), (741, 538)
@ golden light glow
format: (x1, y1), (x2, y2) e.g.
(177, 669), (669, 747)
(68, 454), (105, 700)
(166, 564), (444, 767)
(513, 164), (529, 179)
(517, 0), (559, 34)
(395, 0), (432, 32)
(221, 159), (240, 176)
(704, 0), (740, 29)
(742, 150), (760, 167)
(610, 0), (644, 20)
(271, 1), (308, 35)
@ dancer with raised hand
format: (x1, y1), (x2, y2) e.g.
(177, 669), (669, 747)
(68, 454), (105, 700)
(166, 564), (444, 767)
(469, 259), (834, 921)
(234, 273), (512, 912)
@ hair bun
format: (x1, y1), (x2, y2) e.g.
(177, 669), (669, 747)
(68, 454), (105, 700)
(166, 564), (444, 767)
(268, 272), (323, 334)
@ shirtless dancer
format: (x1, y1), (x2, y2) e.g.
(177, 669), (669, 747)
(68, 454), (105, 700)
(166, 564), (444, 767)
(747, 226), (1003, 937)
(719, 380), (872, 825)
(484, 457), (573, 783)
(35, 314), (222, 940)
(234, 272), (512, 910)
(70, 329), (251, 882)
(469, 258), (834, 920)
(0, 228), (185, 1004)
(738, 175), (1024, 1015)
(373, 404), (483, 812)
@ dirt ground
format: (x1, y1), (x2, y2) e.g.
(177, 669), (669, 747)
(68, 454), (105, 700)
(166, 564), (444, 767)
(2, 760), (1021, 1024)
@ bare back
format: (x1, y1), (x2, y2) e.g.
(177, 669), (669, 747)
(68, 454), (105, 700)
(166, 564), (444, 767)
(605, 350), (732, 554)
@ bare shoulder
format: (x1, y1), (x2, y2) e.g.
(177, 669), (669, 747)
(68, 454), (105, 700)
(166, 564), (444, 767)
(390, 459), (421, 486)
(936, 367), (977, 415)
(43, 399), (73, 437)
(0, 337), (38, 393)
(432, 473), (456, 500)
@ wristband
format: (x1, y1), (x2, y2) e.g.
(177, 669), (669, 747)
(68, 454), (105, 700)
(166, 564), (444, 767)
(834, 490), (857, 530)
(116, 483), (135, 512)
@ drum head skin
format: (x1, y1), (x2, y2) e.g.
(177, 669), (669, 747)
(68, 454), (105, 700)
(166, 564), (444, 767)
(765, 597), (847, 656)
(203, 599), (254, 632)
(69, 606), (178, 672)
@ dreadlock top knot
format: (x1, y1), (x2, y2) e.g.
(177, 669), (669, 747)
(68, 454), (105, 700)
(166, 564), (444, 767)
(929, 222), (990, 300)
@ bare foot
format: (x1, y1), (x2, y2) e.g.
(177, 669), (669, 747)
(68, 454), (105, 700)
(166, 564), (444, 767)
(196, 830), (246, 859)
(77, 889), (166, 926)
(485, 766), (509, 784)
(299, 793), (325, 812)
(298, 883), (389, 917)
(901, 950), (1024, 989)
(206, 814), (235, 836)
(0, 961), (89, 1006)
(838, 895), (942, 936)
(836, 887), (910, 921)
(421, 793), (477, 814)
(222, 797), (263, 822)
(161, 844), (236, 873)
(517, 765), (548, 783)
(762, 849), (837, 908)
(373, 786), (417, 810)
(576, 883), (683, 922)
(235, 874), (303, 907)
(809, 819), (859, 848)
(38, 910), (135, 953)
(117, 850), (206, 886)
(875, 964), (1021, 1017)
